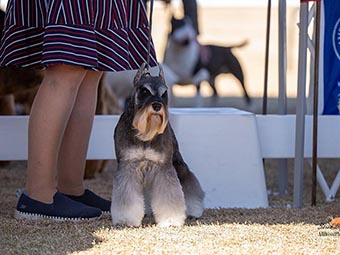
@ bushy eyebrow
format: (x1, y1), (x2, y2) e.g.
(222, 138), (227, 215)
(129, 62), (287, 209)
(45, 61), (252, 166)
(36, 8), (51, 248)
(142, 83), (156, 96)
(158, 85), (167, 96)
(142, 83), (167, 96)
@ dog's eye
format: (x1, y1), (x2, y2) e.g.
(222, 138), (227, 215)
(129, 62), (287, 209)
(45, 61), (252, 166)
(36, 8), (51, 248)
(161, 92), (168, 99)
(141, 88), (150, 97)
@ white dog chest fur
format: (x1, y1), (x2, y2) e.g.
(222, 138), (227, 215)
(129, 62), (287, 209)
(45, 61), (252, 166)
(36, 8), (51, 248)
(121, 147), (167, 164)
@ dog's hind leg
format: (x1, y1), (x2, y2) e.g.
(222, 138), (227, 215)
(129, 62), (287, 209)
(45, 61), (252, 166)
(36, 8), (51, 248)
(228, 54), (251, 104)
(171, 128), (205, 218)
(150, 166), (186, 227)
(173, 151), (205, 218)
(111, 162), (145, 227)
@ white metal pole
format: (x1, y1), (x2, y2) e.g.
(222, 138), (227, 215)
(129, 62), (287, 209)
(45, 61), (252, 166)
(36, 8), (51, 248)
(293, 1), (309, 208)
(278, 0), (288, 195)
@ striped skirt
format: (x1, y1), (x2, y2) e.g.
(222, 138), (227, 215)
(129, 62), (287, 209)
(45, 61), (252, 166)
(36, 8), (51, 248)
(0, 0), (157, 71)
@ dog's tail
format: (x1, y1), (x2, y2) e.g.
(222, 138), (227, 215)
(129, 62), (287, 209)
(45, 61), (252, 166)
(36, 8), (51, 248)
(231, 39), (249, 49)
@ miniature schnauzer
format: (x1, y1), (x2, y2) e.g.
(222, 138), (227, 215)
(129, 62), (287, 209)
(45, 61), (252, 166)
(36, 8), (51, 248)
(111, 63), (205, 227)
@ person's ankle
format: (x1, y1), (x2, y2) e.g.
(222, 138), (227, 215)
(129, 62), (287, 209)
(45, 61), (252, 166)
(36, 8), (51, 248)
(57, 184), (85, 196)
(25, 187), (56, 204)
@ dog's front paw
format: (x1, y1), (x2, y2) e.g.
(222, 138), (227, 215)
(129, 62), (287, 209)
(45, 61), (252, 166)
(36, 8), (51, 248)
(156, 214), (186, 227)
(111, 214), (143, 227)
(111, 204), (144, 227)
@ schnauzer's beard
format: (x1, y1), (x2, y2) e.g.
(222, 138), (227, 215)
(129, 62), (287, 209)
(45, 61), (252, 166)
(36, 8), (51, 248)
(132, 105), (168, 141)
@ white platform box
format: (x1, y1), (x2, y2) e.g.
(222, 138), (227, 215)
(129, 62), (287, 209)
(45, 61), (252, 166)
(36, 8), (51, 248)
(169, 108), (269, 209)
(0, 108), (269, 209)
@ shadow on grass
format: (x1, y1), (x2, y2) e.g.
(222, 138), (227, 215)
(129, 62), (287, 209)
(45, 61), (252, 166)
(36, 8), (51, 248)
(111, 203), (340, 230)
(1, 204), (339, 254)
(1, 159), (339, 254)
(0, 217), (113, 255)
(0, 162), (113, 255)
(184, 206), (340, 226)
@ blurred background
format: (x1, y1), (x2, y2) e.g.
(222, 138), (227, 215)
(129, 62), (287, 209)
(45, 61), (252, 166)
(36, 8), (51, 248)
(0, 0), (303, 113)
(150, 0), (301, 113)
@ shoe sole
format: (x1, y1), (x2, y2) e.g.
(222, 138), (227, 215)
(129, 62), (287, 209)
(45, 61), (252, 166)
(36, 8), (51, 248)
(102, 211), (112, 219)
(14, 210), (102, 222)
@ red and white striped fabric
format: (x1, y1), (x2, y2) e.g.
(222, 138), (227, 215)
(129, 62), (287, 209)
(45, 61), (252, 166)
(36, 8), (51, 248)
(0, 0), (157, 71)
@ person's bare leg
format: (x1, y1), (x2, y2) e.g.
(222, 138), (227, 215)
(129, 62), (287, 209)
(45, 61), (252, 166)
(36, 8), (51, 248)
(57, 71), (103, 196)
(26, 65), (87, 203)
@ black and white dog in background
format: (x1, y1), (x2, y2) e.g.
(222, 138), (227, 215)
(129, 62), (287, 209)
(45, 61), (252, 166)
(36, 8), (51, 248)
(103, 16), (251, 108)
(163, 16), (251, 104)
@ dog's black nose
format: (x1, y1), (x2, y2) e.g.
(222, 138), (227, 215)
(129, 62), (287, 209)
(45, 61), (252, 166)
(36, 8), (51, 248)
(181, 39), (190, 46)
(152, 102), (162, 112)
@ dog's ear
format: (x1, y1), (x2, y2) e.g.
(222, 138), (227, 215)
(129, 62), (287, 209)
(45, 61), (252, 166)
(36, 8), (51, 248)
(158, 64), (166, 84)
(133, 63), (147, 86)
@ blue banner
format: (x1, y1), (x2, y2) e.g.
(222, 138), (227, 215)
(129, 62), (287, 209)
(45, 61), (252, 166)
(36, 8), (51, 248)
(323, 0), (340, 114)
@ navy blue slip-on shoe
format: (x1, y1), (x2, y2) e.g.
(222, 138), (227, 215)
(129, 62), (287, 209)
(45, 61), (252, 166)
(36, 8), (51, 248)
(64, 189), (111, 215)
(14, 192), (102, 221)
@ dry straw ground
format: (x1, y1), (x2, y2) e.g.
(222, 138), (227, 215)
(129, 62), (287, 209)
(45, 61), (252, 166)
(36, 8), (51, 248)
(1, 159), (340, 255)
(1, 6), (340, 255)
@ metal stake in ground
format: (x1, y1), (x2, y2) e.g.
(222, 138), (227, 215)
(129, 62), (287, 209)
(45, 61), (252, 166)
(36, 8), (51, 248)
(262, 0), (271, 115)
(312, 0), (321, 206)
